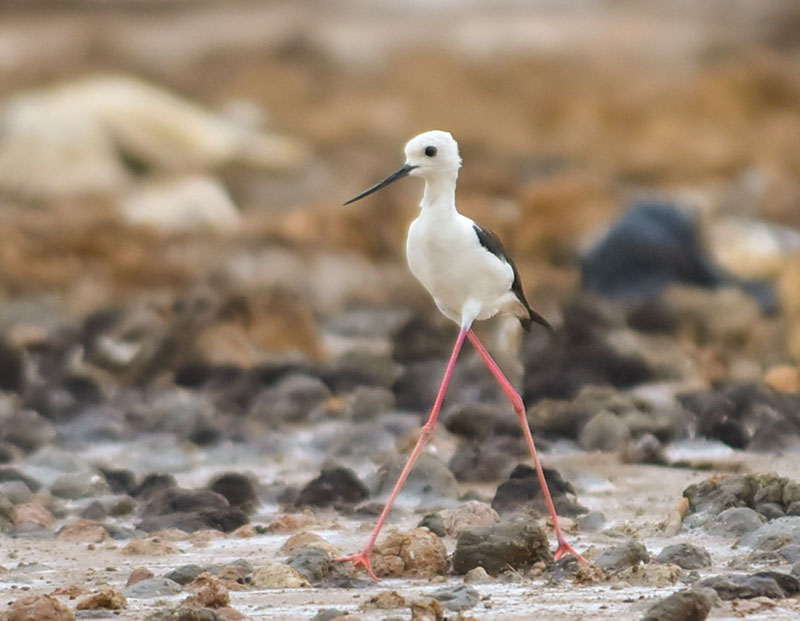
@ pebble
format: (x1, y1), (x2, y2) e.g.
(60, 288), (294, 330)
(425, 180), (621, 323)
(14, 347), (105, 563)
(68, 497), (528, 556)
(656, 543), (712, 569)
(182, 574), (230, 609)
(640, 587), (716, 621)
(122, 538), (179, 556)
(615, 563), (682, 587)
(75, 588), (128, 610)
(0, 480), (33, 505)
(699, 573), (787, 600)
(448, 436), (524, 482)
(578, 410), (631, 451)
(463, 566), (492, 584)
(492, 464), (586, 517)
(739, 516), (800, 551)
(358, 590), (407, 611)
(295, 467), (369, 507)
(144, 606), (224, 621)
(279, 532), (338, 556)
(57, 519), (110, 543)
(409, 597), (444, 621)
(374, 453), (459, 509)
(251, 563), (311, 589)
(3, 593), (75, 621)
(207, 473), (258, 513)
(440, 500), (499, 537)
(704, 507), (766, 537)
(312, 609), (348, 621)
(0, 467), (42, 492)
(287, 546), (333, 583)
(248, 373), (330, 425)
(124, 577), (183, 599)
(452, 518), (552, 575)
(50, 471), (111, 500)
(595, 540), (650, 573)
(371, 528), (449, 578)
(430, 584), (480, 611)
(126, 567), (155, 587)
(417, 513), (447, 537)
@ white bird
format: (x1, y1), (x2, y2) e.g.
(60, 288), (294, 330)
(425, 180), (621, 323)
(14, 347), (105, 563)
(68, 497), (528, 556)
(337, 130), (585, 579)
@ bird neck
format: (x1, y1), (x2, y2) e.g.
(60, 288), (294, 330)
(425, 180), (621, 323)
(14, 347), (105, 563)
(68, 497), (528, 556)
(420, 176), (458, 215)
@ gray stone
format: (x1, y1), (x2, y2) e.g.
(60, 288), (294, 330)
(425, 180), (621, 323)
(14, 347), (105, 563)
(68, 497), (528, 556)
(125, 577), (183, 598)
(700, 573), (785, 600)
(312, 609), (348, 621)
(704, 507), (766, 537)
(640, 587), (716, 621)
(576, 511), (606, 532)
(0, 480), (33, 505)
(144, 607), (223, 621)
(375, 453), (459, 510)
(286, 546), (332, 584)
(656, 543), (712, 569)
(452, 518), (552, 575)
(579, 411), (630, 452)
(417, 513), (447, 537)
(50, 471), (111, 500)
(248, 373), (330, 424)
(739, 517), (800, 551)
(595, 540), (650, 573)
(430, 584), (480, 611)
(164, 564), (205, 585)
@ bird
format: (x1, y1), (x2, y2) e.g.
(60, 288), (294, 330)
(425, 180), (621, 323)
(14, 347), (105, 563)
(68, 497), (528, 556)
(336, 130), (585, 579)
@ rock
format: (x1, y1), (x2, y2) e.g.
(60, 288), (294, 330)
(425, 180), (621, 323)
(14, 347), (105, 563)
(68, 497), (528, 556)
(251, 563), (310, 588)
(101, 468), (137, 495)
(3, 593), (75, 621)
(0, 481), (33, 505)
(700, 573), (786, 600)
(1, 409), (56, 452)
(440, 500), (499, 537)
(463, 566), (492, 584)
(656, 543), (712, 569)
(620, 433), (668, 465)
(739, 517), (800, 551)
(492, 464), (586, 517)
(343, 386), (396, 421)
(448, 436), (525, 483)
(704, 507), (767, 537)
(120, 176), (241, 234)
(13, 502), (54, 528)
(615, 563), (682, 587)
(183, 574), (230, 609)
(312, 610), (348, 621)
(752, 571), (800, 596)
(409, 597), (444, 621)
(764, 365), (800, 393)
(358, 590), (407, 611)
(248, 373), (330, 425)
(595, 540), (650, 574)
(452, 518), (552, 575)
(640, 587), (716, 621)
(442, 402), (519, 440)
(578, 410), (631, 451)
(286, 546), (333, 583)
(576, 511), (606, 532)
(417, 513), (447, 537)
(133, 473), (178, 500)
(0, 338), (24, 393)
(50, 471), (111, 499)
(165, 565), (206, 586)
(371, 528), (449, 578)
(122, 538), (179, 556)
(126, 567), (155, 587)
(266, 511), (316, 532)
(374, 453), (459, 509)
(57, 519), (110, 543)
(125, 577), (184, 599)
(279, 532), (338, 557)
(138, 487), (248, 533)
(430, 585), (480, 612)
(76, 588), (128, 610)
(295, 467), (369, 508)
(144, 607), (224, 621)
(0, 468), (42, 492)
(207, 473), (258, 513)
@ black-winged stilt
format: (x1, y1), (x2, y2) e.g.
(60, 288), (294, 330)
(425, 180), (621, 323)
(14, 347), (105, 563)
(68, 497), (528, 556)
(338, 130), (585, 579)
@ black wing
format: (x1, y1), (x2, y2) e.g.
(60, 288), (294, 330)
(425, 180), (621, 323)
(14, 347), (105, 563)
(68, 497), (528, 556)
(472, 224), (552, 332)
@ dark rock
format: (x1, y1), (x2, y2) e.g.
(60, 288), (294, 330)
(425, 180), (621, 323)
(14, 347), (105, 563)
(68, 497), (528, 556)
(756, 502), (786, 520)
(0, 480), (32, 504)
(626, 298), (680, 334)
(739, 517), (800, 551)
(132, 473), (178, 500)
(100, 468), (137, 495)
(286, 546), (333, 583)
(144, 607), (224, 621)
(342, 385), (396, 421)
(578, 410), (630, 451)
(0, 441), (19, 463)
(208, 473), (258, 513)
(752, 571), (800, 596)
(704, 507), (766, 537)
(165, 565), (205, 585)
(640, 587), (715, 621)
(417, 513), (447, 537)
(141, 488), (229, 516)
(375, 453), (459, 509)
(430, 585), (480, 612)
(0, 338), (25, 392)
(448, 436), (525, 483)
(295, 467), (369, 508)
(595, 540), (650, 573)
(80, 501), (107, 521)
(393, 360), (449, 412)
(700, 573), (785, 600)
(620, 433), (667, 465)
(1, 409), (56, 452)
(452, 517), (553, 575)
(491, 464), (586, 517)
(442, 403), (519, 440)
(138, 509), (247, 534)
(320, 349), (400, 394)
(656, 543), (712, 569)
(0, 468), (41, 492)
(248, 373), (330, 424)
(392, 314), (456, 364)
(576, 511), (606, 532)
(777, 543), (800, 563)
(124, 577), (183, 598)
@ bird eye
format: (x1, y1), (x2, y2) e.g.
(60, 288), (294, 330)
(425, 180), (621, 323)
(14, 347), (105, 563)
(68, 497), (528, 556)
(425, 146), (437, 157)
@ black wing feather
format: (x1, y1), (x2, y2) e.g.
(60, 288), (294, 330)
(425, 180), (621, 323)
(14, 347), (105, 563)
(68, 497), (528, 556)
(472, 224), (552, 332)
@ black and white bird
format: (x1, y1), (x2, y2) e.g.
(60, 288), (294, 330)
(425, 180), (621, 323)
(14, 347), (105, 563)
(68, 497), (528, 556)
(337, 130), (584, 579)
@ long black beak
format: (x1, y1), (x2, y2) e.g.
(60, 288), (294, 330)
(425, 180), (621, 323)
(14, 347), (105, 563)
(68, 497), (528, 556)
(344, 164), (418, 205)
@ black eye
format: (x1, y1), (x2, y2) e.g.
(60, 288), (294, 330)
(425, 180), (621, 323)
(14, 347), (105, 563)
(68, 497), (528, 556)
(425, 146), (437, 157)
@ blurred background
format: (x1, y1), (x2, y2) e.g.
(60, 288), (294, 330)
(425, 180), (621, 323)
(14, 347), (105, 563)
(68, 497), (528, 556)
(2, 0), (800, 453)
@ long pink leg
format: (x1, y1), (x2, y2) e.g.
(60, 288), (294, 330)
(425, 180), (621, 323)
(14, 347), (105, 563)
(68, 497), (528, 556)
(466, 330), (586, 563)
(336, 327), (469, 579)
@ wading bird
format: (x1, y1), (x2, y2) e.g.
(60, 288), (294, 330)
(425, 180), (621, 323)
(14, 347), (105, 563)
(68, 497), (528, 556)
(337, 130), (585, 579)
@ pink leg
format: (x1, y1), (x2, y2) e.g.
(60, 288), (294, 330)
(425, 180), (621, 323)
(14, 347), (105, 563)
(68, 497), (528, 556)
(336, 327), (469, 579)
(466, 330), (586, 563)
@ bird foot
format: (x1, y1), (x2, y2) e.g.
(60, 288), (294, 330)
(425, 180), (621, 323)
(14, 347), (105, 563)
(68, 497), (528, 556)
(554, 538), (587, 564)
(335, 551), (379, 581)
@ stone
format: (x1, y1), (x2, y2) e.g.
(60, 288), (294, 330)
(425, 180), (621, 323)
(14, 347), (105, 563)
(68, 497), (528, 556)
(133, 473), (178, 500)
(144, 607), (224, 621)
(279, 532), (338, 556)
(576, 511), (606, 532)
(739, 517), (800, 551)
(656, 543), (712, 569)
(0, 481), (33, 505)
(374, 453), (459, 509)
(492, 464), (586, 517)
(183, 574), (230, 609)
(417, 513), (447, 537)
(442, 402), (519, 440)
(0, 468), (41, 492)
(440, 500), (499, 537)
(295, 467), (369, 507)
(764, 365), (800, 393)
(463, 566), (492, 584)
(704, 507), (767, 537)
(640, 587), (716, 621)
(122, 538), (179, 556)
(579, 411), (631, 451)
(251, 563), (310, 589)
(430, 585), (480, 611)
(248, 373), (330, 424)
(312, 610), (347, 621)
(207, 473), (258, 513)
(615, 563), (682, 587)
(76, 588), (128, 610)
(409, 597), (444, 621)
(448, 436), (524, 483)
(3, 593), (75, 621)
(57, 519), (110, 543)
(138, 487), (247, 533)
(50, 471), (111, 500)
(13, 502), (54, 528)
(594, 540), (650, 574)
(1, 409), (56, 452)
(700, 573), (785, 600)
(358, 590), (407, 611)
(125, 577), (184, 599)
(371, 528), (449, 578)
(126, 567), (155, 587)
(452, 518), (552, 575)
(286, 546), (333, 583)
(165, 565), (205, 585)
(620, 433), (667, 465)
